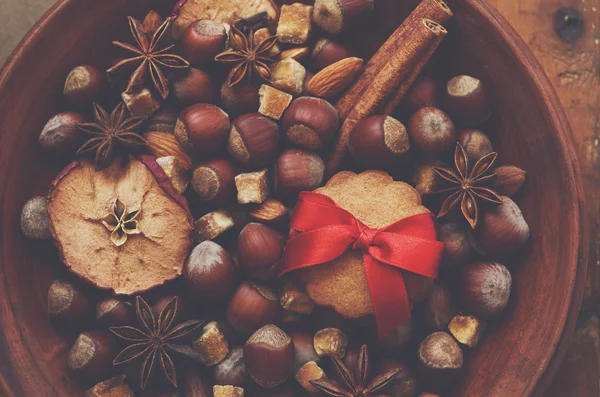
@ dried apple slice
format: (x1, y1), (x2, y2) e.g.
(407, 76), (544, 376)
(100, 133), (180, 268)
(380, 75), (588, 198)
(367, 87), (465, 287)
(48, 156), (194, 295)
(171, 0), (279, 38)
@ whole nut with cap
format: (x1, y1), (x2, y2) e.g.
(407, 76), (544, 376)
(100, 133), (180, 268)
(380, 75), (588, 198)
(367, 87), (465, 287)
(184, 241), (238, 305)
(39, 112), (85, 154)
(417, 332), (463, 391)
(182, 20), (228, 65)
(348, 115), (410, 169)
(438, 222), (472, 268)
(311, 38), (353, 70)
(68, 331), (116, 384)
(274, 149), (325, 200)
(175, 103), (230, 156)
(226, 281), (279, 335)
(47, 279), (92, 326)
(237, 223), (284, 281)
(405, 75), (438, 113)
(444, 75), (491, 126)
(407, 107), (456, 154)
(424, 283), (454, 330)
(461, 261), (512, 318)
(228, 113), (280, 168)
(192, 158), (237, 204)
(313, 0), (375, 34)
(96, 297), (133, 327)
(283, 97), (339, 151)
(172, 68), (217, 107)
(21, 196), (51, 240)
(458, 129), (493, 162)
(64, 65), (106, 107)
(244, 325), (295, 388)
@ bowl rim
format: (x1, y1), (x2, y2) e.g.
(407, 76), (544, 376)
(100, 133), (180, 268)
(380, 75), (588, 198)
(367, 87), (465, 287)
(0, 0), (587, 395)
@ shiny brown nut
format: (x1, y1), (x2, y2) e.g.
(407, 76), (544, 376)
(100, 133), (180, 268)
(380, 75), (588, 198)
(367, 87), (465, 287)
(444, 75), (491, 126)
(192, 158), (237, 204)
(244, 325), (295, 388)
(461, 262), (512, 318)
(47, 279), (92, 326)
(226, 282), (279, 335)
(39, 112), (85, 154)
(172, 67), (217, 107)
(68, 331), (115, 384)
(96, 297), (133, 327)
(236, 223), (284, 281)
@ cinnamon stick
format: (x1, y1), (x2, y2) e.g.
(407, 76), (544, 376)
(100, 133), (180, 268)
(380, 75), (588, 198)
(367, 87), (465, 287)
(335, 0), (453, 121)
(327, 20), (447, 176)
(383, 32), (444, 114)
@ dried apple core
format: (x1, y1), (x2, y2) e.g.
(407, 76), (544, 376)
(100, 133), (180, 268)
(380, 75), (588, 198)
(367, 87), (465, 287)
(48, 158), (193, 295)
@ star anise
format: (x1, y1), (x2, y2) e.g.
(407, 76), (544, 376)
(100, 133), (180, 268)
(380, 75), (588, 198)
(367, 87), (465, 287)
(110, 296), (205, 389)
(214, 25), (278, 87)
(311, 345), (399, 397)
(107, 16), (190, 99)
(101, 198), (141, 247)
(76, 102), (147, 170)
(433, 143), (503, 229)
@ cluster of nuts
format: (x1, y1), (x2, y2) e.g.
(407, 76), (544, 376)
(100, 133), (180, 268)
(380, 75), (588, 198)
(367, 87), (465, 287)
(17, 1), (533, 396)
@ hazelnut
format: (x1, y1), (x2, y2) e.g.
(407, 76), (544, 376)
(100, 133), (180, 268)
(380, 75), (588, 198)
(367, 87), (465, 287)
(249, 199), (288, 224)
(378, 319), (413, 351)
(194, 210), (235, 242)
(221, 81), (261, 113)
(20, 196), (50, 240)
(184, 241), (238, 305)
(175, 103), (231, 156)
(68, 331), (115, 384)
(142, 10), (164, 34)
(407, 107), (456, 154)
(39, 112), (85, 153)
(237, 223), (284, 281)
(235, 169), (270, 204)
(156, 156), (189, 195)
(192, 158), (237, 204)
(472, 196), (530, 258)
(214, 385), (245, 397)
(378, 359), (417, 397)
(296, 361), (326, 395)
(313, 0), (375, 34)
(348, 115), (410, 168)
(457, 129), (493, 162)
(492, 166), (527, 197)
(228, 113), (280, 168)
(313, 328), (348, 358)
(182, 20), (228, 65)
(147, 108), (178, 133)
(448, 315), (486, 348)
(47, 279), (92, 325)
(405, 75), (438, 113)
(85, 374), (134, 397)
(214, 346), (250, 387)
(274, 149), (325, 200)
(444, 75), (491, 126)
(283, 97), (339, 151)
(63, 65), (106, 106)
(437, 222), (472, 268)
(96, 297), (134, 327)
(417, 332), (463, 391)
(424, 283), (454, 330)
(193, 321), (230, 366)
(411, 160), (445, 197)
(226, 281), (279, 335)
(244, 325), (295, 388)
(289, 331), (320, 371)
(461, 261), (512, 318)
(311, 38), (353, 70)
(280, 281), (315, 315)
(183, 372), (212, 397)
(172, 68), (217, 107)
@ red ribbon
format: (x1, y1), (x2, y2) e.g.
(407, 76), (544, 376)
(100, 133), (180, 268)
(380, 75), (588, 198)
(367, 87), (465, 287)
(279, 192), (444, 338)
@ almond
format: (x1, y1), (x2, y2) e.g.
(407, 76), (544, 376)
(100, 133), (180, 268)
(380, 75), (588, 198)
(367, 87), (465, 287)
(145, 132), (193, 171)
(249, 199), (288, 224)
(492, 165), (526, 197)
(306, 57), (364, 98)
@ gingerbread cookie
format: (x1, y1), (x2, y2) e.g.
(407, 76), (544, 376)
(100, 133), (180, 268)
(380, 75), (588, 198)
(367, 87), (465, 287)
(296, 170), (433, 320)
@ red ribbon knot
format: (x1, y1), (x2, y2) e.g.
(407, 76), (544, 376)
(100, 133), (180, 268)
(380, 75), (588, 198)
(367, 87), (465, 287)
(279, 191), (444, 338)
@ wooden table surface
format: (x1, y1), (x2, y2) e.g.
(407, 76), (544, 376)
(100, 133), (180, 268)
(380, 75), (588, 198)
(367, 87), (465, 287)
(1, 0), (599, 395)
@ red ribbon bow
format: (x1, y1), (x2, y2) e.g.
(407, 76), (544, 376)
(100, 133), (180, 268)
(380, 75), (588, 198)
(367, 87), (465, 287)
(279, 192), (444, 338)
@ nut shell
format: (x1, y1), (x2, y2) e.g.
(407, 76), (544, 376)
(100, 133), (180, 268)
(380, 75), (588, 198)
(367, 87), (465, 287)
(244, 325), (295, 388)
(283, 97), (339, 151)
(182, 20), (228, 65)
(192, 158), (237, 204)
(348, 115), (410, 168)
(461, 261), (512, 318)
(229, 113), (280, 168)
(237, 223), (284, 281)
(175, 103), (231, 156)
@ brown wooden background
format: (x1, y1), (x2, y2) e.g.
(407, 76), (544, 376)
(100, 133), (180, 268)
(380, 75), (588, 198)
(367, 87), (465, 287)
(0, 0), (598, 395)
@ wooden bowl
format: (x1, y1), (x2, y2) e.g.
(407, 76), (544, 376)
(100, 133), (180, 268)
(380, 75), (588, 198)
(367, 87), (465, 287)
(0, 0), (587, 395)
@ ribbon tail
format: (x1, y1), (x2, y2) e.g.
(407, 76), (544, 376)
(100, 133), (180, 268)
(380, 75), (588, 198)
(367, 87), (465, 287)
(363, 254), (411, 338)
